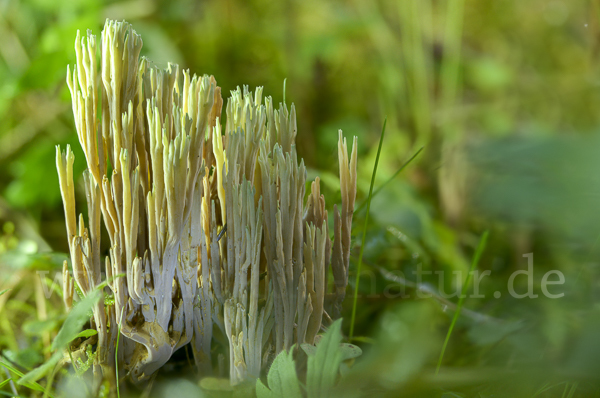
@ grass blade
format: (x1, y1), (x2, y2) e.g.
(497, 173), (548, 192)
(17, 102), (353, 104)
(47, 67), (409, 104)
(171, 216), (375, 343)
(354, 146), (423, 214)
(0, 378), (12, 389)
(349, 118), (386, 340)
(562, 382), (578, 398)
(0, 391), (29, 398)
(116, 318), (122, 398)
(435, 230), (489, 374)
(0, 360), (54, 397)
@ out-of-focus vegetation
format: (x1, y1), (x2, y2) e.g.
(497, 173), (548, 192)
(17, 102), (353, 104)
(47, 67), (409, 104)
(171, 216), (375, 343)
(1, 0), (600, 396)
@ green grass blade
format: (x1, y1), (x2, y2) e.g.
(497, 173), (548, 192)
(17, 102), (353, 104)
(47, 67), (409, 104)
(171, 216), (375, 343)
(0, 378), (12, 389)
(0, 390), (29, 398)
(562, 382), (578, 398)
(0, 361), (27, 380)
(349, 118), (387, 341)
(435, 230), (489, 374)
(96, 273), (126, 291)
(531, 382), (564, 398)
(561, 382), (570, 398)
(116, 319), (122, 398)
(0, 360), (55, 397)
(354, 146), (423, 214)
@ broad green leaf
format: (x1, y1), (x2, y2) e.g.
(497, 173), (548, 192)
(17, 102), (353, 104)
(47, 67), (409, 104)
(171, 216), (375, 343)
(256, 348), (302, 398)
(300, 343), (317, 356)
(17, 290), (101, 387)
(71, 329), (98, 341)
(306, 319), (344, 398)
(23, 318), (61, 336)
(266, 348), (302, 398)
(17, 352), (61, 387)
(3, 348), (43, 369)
(0, 360), (49, 394)
(52, 289), (101, 351)
(96, 273), (126, 291)
(256, 379), (272, 398)
(339, 343), (362, 361)
(302, 342), (362, 361)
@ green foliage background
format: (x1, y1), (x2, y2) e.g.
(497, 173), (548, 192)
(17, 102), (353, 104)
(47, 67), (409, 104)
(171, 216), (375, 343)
(1, 0), (600, 396)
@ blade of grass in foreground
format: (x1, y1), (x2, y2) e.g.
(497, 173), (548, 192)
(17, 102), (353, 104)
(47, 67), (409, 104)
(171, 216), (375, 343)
(0, 379), (12, 389)
(354, 146), (423, 214)
(562, 382), (578, 398)
(0, 359), (54, 398)
(116, 320), (122, 398)
(349, 118), (387, 341)
(435, 230), (489, 375)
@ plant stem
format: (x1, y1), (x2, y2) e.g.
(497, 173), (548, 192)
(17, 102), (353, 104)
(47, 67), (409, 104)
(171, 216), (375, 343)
(436, 230), (489, 375)
(349, 118), (386, 341)
(354, 146), (423, 214)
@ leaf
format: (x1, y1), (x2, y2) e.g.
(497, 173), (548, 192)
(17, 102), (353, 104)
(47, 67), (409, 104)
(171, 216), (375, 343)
(256, 379), (272, 398)
(71, 329), (98, 341)
(51, 289), (101, 352)
(17, 290), (101, 387)
(115, 319), (122, 398)
(339, 343), (362, 361)
(16, 352), (61, 388)
(3, 348), (43, 369)
(349, 336), (375, 345)
(436, 231), (489, 374)
(306, 319), (344, 398)
(301, 342), (362, 361)
(0, 378), (12, 389)
(23, 318), (61, 335)
(0, 289), (10, 297)
(266, 348), (302, 397)
(0, 359), (48, 394)
(349, 119), (387, 340)
(354, 146), (423, 214)
(300, 343), (316, 356)
(255, 348), (302, 398)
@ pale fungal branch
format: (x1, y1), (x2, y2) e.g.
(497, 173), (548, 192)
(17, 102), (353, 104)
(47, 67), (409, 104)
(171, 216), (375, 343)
(258, 142), (307, 353)
(223, 179), (269, 385)
(62, 260), (74, 311)
(56, 145), (113, 379)
(58, 19), (358, 387)
(331, 131), (358, 318)
(189, 173), (216, 374)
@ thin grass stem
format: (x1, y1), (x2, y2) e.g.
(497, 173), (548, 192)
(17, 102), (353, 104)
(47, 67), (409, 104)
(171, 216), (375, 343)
(354, 146), (423, 214)
(349, 118), (386, 341)
(435, 230), (489, 374)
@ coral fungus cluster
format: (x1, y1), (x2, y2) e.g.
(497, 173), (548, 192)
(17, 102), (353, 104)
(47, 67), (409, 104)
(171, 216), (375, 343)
(57, 19), (357, 384)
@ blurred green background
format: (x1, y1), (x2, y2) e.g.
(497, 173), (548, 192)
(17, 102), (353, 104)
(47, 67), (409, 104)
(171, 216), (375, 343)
(1, 0), (600, 396)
